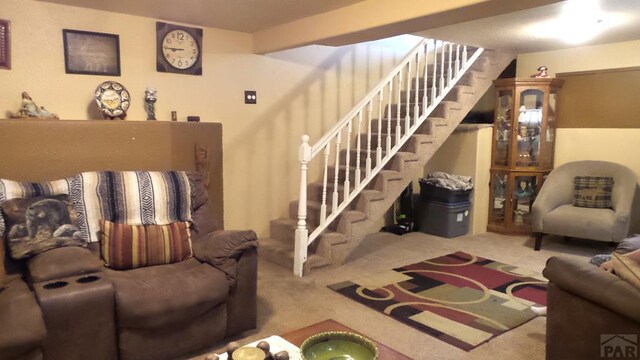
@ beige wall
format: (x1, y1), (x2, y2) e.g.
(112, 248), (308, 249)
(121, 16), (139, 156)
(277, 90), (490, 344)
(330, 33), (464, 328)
(516, 40), (640, 181)
(422, 126), (492, 235)
(0, 0), (418, 236)
(516, 40), (640, 78)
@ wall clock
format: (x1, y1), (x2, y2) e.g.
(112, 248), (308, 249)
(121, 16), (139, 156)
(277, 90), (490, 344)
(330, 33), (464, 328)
(156, 22), (202, 75)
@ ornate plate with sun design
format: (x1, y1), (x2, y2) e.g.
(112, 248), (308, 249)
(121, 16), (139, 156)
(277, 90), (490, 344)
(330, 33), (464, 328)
(95, 81), (130, 119)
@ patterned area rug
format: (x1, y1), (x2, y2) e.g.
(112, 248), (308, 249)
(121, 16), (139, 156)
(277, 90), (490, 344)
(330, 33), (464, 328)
(329, 251), (547, 351)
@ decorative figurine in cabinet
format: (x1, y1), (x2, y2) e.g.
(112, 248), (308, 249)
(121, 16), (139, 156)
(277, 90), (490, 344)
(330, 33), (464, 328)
(487, 78), (563, 233)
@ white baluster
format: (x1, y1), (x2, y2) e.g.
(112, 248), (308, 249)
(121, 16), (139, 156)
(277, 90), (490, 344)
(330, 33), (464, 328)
(320, 143), (330, 223)
(431, 40), (438, 103)
(377, 90), (383, 166)
(422, 41), (430, 115)
(294, 135), (311, 277)
(455, 44), (460, 77)
(440, 42), (446, 95)
(414, 51), (420, 124)
(355, 110), (363, 189)
(386, 82), (392, 155)
(344, 119), (352, 201)
(405, 61), (411, 133)
(366, 101), (373, 177)
(447, 43), (453, 84)
(463, 45), (468, 66)
(333, 130), (341, 214)
(395, 70), (402, 146)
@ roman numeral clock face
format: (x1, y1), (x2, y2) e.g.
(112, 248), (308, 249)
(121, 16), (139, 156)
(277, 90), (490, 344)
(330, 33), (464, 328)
(156, 22), (202, 75)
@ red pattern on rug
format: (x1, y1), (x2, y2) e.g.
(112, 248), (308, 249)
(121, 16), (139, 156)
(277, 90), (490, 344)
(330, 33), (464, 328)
(329, 251), (547, 351)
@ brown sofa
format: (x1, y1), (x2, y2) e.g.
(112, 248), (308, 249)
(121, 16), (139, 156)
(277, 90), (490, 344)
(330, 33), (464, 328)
(0, 186), (258, 360)
(0, 120), (258, 360)
(544, 252), (640, 359)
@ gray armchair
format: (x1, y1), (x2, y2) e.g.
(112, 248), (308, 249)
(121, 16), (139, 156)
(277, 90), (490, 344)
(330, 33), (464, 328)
(532, 160), (638, 250)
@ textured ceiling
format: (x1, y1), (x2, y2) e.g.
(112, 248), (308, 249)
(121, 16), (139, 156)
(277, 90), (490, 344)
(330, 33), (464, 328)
(419, 0), (640, 53)
(36, 0), (640, 53)
(36, 0), (366, 32)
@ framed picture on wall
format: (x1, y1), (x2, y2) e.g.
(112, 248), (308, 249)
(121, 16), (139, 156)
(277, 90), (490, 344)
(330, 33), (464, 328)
(0, 19), (10, 70)
(63, 29), (120, 76)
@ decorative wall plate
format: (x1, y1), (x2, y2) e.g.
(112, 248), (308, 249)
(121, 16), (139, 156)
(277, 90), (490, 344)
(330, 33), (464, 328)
(95, 81), (130, 119)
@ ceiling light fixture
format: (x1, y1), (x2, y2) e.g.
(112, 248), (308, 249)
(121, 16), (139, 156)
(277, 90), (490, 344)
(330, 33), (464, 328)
(559, 0), (605, 44)
(530, 0), (609, 44)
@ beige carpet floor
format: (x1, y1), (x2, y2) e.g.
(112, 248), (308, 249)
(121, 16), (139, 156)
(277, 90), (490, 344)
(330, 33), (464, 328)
(188, 231), (613, 360)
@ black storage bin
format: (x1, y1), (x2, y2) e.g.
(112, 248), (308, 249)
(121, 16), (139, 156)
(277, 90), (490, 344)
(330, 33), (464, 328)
(415, 200), (471, 238)
(419, 180), (472, 203)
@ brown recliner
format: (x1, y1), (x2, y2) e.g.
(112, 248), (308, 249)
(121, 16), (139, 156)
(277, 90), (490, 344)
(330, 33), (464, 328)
(543, 256), (640, 360)
(3, 184), (258, 360)
(0, 278), (47, 360)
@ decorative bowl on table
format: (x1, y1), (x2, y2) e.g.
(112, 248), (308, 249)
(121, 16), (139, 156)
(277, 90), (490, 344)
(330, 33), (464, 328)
(300, 331), (378, 360)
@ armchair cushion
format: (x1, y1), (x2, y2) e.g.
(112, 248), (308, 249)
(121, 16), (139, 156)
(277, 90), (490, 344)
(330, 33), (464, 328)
(100, 220), (192, 270)
(0, 279), (46, 359)
(27, 246), (102, 283)
(192, 230), (258, 283)
(106, 258), (228, 329)
(573, 176), (614, 208)
(543, 204), (615, 241)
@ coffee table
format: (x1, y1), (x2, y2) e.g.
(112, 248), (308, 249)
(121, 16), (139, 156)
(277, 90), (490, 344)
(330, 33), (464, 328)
(282, 319), (411, 360)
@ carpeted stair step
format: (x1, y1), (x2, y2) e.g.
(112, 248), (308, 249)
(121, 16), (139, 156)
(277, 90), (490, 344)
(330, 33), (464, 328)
(269, 217), (317, 243)
(309, 231), (349, 264)
(371, 118), (415, 135)
(370, 169), (403, 195)
(353, 189), (387, 214)
(430, 101), (462, 119)
(258, 237), (330, 273)
(358, 133), (432, 149)
(288, 200), (324, 227)
(307, 181), (356, 206)
(414, 117), (448, 135)
(338, 148), (389, 166)
(358, 132), (407, 149)
(384, 151), (420, 173)
(399, 133), (435, 154)
(328, 150), (418, 184)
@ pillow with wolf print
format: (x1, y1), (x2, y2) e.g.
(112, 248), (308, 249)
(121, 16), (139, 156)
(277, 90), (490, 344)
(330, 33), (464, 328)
(1, 194), (85, 260)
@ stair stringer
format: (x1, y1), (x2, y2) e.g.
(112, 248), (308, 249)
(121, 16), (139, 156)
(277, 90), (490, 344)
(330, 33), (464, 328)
(259, 49), (515, 274)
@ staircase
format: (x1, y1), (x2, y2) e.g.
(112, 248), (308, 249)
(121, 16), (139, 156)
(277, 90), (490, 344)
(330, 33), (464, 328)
(260, 38), (514, 276)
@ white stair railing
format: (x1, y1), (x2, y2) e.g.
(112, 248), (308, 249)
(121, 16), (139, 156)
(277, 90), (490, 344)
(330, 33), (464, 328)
(295, 38), (484, 276)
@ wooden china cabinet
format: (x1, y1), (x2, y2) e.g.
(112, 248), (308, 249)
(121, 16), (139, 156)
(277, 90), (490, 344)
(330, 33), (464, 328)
(487, 78), (563, 234)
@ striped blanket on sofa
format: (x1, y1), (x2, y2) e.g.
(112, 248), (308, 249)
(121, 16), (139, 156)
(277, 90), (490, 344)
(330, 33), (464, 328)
(1, 171), (192, 244)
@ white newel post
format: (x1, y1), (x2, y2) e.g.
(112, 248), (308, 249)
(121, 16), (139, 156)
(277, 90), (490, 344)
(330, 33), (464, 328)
(294, 135), (311, 277)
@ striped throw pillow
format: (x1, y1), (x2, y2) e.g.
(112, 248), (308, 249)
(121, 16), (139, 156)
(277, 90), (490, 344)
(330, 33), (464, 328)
(100, 220), (193, 270)
(573, 176), (614, 208)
